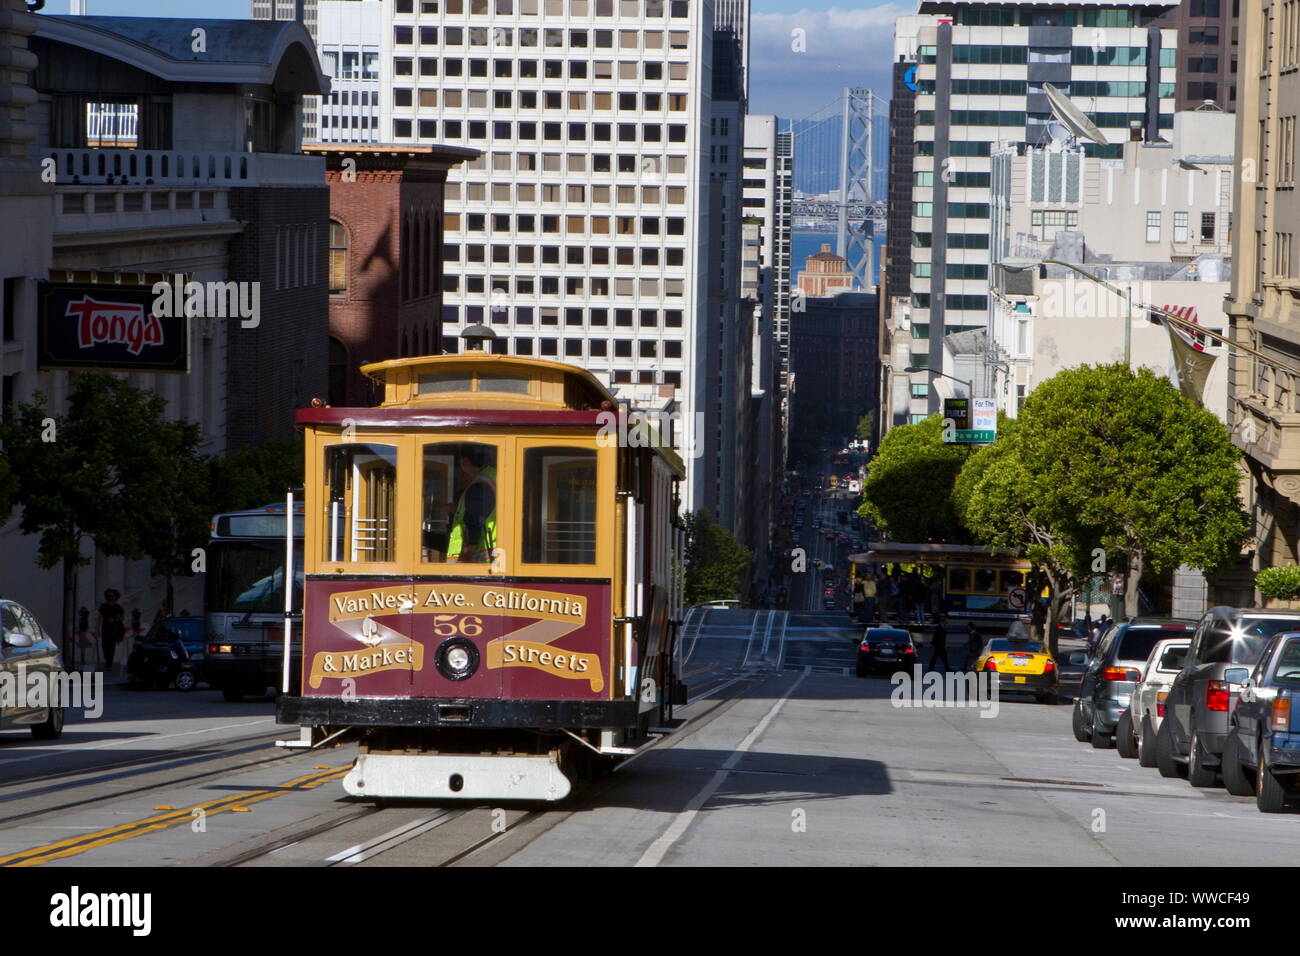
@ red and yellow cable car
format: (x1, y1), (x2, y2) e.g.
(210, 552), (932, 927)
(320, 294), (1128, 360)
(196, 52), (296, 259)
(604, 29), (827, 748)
(277, 332), (686, 801)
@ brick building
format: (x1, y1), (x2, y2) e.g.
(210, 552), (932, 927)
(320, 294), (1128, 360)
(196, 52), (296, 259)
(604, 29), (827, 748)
(307, 144), (478, 407)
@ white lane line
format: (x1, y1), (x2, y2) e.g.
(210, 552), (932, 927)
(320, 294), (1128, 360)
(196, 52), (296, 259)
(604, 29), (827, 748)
(636, 671), (807, 868)
(0, 719), (277, 766)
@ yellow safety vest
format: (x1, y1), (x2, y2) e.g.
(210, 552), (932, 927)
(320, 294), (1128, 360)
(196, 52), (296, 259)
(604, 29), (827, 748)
(447, 466), (497, 562)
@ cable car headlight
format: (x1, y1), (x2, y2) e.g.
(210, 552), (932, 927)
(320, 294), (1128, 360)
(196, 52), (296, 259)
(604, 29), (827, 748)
(436, 638), (479, 681)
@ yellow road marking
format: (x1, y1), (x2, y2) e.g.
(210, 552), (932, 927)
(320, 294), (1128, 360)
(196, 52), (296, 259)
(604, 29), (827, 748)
(0, 765), (349, 867)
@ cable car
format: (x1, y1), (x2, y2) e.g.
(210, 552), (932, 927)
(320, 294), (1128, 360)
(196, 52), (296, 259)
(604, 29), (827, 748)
(276, 328), (687, 801)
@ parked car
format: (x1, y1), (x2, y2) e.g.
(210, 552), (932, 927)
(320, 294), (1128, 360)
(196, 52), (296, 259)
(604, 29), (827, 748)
(1157, 607), (1300, 787)
(1120, 636), (1191, 766)
(1071, 618), (1196, 749)
(1220, 631), (1300, 810)
(0, 600), (65, 739)
(857, 627), (917, 676)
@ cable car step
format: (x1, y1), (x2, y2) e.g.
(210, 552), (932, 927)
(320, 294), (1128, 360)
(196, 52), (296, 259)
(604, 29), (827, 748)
(648, 718), (686, 735)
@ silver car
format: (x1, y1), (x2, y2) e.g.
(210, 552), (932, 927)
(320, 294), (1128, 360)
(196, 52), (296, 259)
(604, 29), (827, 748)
(0, 600), (66, 739)
(1120, 637), (1190, 767)
(1071, 618), (1196, 749)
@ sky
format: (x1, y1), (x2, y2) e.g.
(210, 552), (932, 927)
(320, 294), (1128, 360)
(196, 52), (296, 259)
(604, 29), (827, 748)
(41, 0), (904, 121)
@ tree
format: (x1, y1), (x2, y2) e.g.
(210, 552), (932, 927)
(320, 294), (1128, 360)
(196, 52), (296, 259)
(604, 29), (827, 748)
(979, 364), (1249, 620)
(210, 437), (304, 512)
(859, 414), (968, 542)
(0, 374), (174, 657)
(958, 421), (1093, 654)
(133, 419), (214, 615)
(683, 509), (752, 606)
(855, 410), (876, 443)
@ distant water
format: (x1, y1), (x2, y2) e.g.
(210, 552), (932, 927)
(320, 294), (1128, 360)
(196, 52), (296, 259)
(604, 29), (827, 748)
(791, 231), (885, 288)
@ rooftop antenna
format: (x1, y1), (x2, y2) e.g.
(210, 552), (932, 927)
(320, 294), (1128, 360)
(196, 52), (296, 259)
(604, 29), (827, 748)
(1043, 82), (1109, 148)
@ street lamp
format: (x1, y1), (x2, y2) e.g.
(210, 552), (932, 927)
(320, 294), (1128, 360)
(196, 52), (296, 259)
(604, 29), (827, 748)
(904, 366), (973, 395)
(1000, 256), (1133, 368)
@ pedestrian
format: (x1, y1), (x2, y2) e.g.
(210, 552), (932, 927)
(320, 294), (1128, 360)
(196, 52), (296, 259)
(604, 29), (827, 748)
(851, 578), (866, 622)
(97, 588), (125, 670)
(929, 614), (949, 672)
(965, 622), (983, 670)
(862, 572), (878, 623)
(881, 573), (897, 621)
(912, 575), (928, 625)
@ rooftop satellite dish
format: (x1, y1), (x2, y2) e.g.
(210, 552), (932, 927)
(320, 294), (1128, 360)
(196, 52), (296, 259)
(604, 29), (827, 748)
(1046, 120), (1072, 148)
(1043, 82), (1109, 148)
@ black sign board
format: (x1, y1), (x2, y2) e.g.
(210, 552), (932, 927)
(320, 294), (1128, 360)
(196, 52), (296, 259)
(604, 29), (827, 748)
(37, 282), (189, 372)
(943, 398), (970, 430)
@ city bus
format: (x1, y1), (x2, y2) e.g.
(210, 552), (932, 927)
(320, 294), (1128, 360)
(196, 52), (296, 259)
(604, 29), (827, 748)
(204, 502), (303, 701)
(850, 542), (1042, 627)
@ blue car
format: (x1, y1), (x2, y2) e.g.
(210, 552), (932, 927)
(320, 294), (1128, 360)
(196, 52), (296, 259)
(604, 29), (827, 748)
(1221, 631), (1300, 812)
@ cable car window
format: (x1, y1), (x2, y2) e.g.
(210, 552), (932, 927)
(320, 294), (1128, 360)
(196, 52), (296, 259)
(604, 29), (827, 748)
(419, 372), (473, 392)
(973, 568), (997, 592)
(523, 447), (596, 564)
(948, 567), (971, 592)
(477, 373), (532, 394)
(421, 443), (498, 563)
(1001, 569), (1024, 590)
(323, 444), (397, 562)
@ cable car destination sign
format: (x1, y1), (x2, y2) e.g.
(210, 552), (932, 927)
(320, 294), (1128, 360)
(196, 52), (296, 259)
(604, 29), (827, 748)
(943, 397), (997, 444)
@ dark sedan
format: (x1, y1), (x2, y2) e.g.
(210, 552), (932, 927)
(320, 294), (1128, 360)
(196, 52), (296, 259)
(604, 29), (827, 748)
(1221, 631), (1300, 811)
(856, 627), (916, 676)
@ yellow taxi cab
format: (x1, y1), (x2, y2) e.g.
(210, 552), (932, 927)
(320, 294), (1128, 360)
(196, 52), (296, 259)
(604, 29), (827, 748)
(976, 636), (1060, 705)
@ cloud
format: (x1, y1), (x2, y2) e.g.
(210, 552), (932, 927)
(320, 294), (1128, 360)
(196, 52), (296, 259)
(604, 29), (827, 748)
(748, 5), (909, 119)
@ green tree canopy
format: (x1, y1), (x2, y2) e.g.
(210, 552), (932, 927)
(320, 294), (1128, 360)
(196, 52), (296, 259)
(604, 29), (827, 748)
(210, 437), (304, 512)
(965, 364), (1248, 619)
(855, 410), (876, 442)
(683, 509), (752, 606)
(859, 414), (968, 542)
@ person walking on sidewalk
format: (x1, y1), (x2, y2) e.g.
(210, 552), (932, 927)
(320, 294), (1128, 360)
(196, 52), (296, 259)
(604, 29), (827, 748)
(929, 614), (949, 673)
(97, 589), (125, 670)
(964, 622), (983, 670)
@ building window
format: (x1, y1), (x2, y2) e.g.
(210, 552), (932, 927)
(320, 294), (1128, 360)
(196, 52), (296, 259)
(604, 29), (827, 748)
(329, 220), (348, 294)
(1174, 211), (1189, 244)
(1146, 211), (1161, 243)
(1201, 212), (1217, 243)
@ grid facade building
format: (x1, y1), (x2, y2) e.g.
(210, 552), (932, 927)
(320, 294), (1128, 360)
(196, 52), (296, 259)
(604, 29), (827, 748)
(742, 114), (792, 390)
(908, 0), (1178, 413)
(378, 0), (715, 511)
(316, 0), (383, 144)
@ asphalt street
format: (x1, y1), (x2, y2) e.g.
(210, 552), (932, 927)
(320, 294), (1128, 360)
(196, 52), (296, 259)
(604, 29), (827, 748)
(0, 609), (1293, 867)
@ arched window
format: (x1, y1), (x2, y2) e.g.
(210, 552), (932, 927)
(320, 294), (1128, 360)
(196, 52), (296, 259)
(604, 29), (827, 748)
(328, 220), (348, 294)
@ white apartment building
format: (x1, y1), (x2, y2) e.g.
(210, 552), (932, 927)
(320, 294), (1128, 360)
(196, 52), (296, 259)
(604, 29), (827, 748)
(379, 0), (716, 512)
(317, 0), (383, 144)
(986, 108), (1234, 416)
(908, 0), (1178, 414)
(742, 114), (792, 388)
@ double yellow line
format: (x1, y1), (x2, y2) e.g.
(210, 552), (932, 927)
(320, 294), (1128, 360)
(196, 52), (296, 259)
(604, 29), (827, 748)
(0, 765), (349, 867)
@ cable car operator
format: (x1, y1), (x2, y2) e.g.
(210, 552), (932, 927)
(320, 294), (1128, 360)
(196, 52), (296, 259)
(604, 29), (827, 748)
(447, 446), (496, 563)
